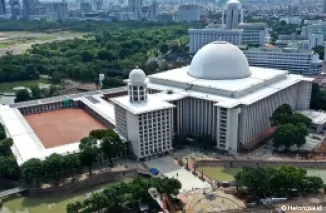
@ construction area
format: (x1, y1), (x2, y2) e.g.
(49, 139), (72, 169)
(24, 108), (106, 148)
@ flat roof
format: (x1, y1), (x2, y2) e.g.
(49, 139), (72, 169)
(149, 65), (288, 94)
(147, 67), (312, 108)
(0, 106), (45, 165)
(8, 87), (127, 108)
(77, 94), (116, 125)
(297, 110), (326, 125)
(111, 94), (175, 114)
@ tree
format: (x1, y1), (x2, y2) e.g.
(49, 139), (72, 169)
(21, 158), (43, 186)
(14, 89), (31, 103)
(101, 77), (125, 89)
(159, 43), (169, 54)
(43, 153), (65, 185)
(0, 156), (20, 180)
(270, 104), (293, 126)
(273, 123), (299, 149)
(291, 113), (311, 127)
(79, 136), (98, 176)
(0, 138), (13, 156)
(63, 153), (81, 177)
(313, 45), (324, 60)
(89, 129), (108, 140)
(101, 130), (124, 167)
(303, 176), (323, 192)
(294, 123), (309, 148)
(30, 85), (42, 99)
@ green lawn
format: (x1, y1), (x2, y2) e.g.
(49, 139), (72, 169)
(1, 178), (133, 213)
(199, 167), (241, 181)
(0, 79), (51, 92)
(0, 43), (9, 48)
(199, 166), (326, 183)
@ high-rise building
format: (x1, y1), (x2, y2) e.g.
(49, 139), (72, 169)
(222, 0), (243, 29)
(43, 2), (68, 20)
(22, 0), (38, 19)
(323, 0), (326, 13)
(80, 2), (92, 13)
(9, 0), (20, 19)
(188, 0), (266, 53)
(128, 0), (143, 18)
(0, 0), (6, 14)
(178, 5), (200, 22)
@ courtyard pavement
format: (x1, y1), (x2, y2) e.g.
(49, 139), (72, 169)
(145, 156), (211, 192)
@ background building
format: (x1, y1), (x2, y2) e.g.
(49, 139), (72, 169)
(222, 0), (243, 29)
(188, 0), (266, 54)
(240, 45), (323, 75)
(189, 28), (243, 54)
(128, 0), (142, 19)
(0, 0), (6, 14)
(178, 4), (200, 22)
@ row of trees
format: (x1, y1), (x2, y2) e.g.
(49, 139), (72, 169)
(0, 123), (20, 181)
(14, 84), (59, 103)
(235, 165), (323, 200)
(66, 177), (182, 213)
(270, 104), (311, 149)
(20, 129), (124, 187)
(0, 22), (192, 84)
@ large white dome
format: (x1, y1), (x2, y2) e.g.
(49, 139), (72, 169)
(129, 67), (146, 85)
(226, 0), (242, 9)
(189, 41), (251, 80)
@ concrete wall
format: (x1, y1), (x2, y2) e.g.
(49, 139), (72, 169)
(28, 169), (139, 197)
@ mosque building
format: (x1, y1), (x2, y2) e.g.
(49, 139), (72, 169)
(112, 41), (313, 160)
(0, 42), (314, 164)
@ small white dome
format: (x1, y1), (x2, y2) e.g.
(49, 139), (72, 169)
(226, 0), (242, 9)
(129, 68), (146, 85)
(189, 41), (251, 80)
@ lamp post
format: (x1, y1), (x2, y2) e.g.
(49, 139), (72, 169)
(185, 157), (189, 170)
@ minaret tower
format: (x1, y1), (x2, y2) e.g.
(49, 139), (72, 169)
(128, 66), (147, 103)
(222, 0), (243, 29)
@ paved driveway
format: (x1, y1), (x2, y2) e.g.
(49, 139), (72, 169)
(145, 156), (211, 192)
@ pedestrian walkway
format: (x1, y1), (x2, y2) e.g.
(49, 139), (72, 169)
(0, 187), (27, 199)
(145, 156), (211, 192)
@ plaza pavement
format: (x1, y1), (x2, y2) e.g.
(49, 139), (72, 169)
(145, 156), (211, 192)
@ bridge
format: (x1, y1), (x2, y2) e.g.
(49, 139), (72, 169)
(0, 187), (28, 199)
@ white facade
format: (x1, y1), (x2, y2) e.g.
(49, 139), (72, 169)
(222, 0), (243, 30)
(242, 46), (323, 75)
(188, 0), (266, 54)
(112, 68), (175, 160)
(238, 23), (267, 46)
(178, 4), (200, 22)
(188, 28), (242, 54)
(302, 22), (326, 40)
(144, 42), (313, 154)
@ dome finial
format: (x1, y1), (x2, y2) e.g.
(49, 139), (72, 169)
(135, 65), (139, 69)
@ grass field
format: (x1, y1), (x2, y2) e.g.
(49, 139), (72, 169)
(0, 79), (51, 92)
(1, 178), (133, 213)
(198, 167), (326, 182)
(198, 167), (241, 181)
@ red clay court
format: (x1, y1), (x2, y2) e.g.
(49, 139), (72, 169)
(24, 108), (107, 148)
